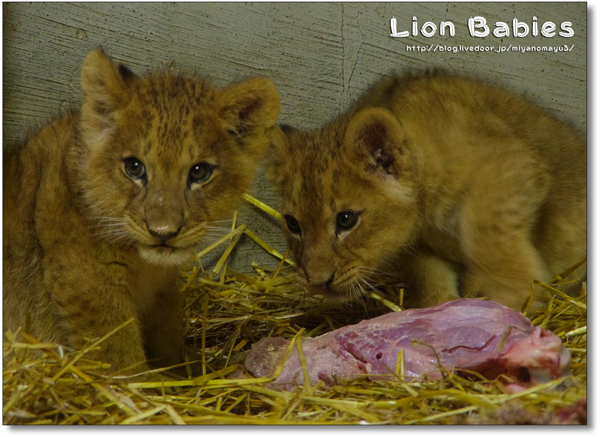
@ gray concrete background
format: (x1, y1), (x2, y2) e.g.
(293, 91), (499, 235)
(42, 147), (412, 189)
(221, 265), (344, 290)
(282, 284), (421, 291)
(3, 2), (587, 273)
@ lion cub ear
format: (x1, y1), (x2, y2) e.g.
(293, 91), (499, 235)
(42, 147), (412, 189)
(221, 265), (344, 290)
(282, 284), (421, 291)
(80, 48), (136, 148)
(263, 124), (294, 189)
(217, 78), (280, 153)
(344, 107), (407, 178)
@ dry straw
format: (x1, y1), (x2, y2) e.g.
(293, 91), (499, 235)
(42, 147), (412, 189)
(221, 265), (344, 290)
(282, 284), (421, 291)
(3, 194), (587, 425)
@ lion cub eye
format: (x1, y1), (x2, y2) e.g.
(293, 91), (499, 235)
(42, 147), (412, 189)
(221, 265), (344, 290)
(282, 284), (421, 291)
(285, 215), (301, 235)
(336, 211), (359, 231)
(124, 157), (146, 181)
(188, 162), (214, 185)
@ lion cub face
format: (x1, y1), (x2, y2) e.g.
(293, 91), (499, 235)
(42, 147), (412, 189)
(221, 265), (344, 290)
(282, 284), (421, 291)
(267, 109), (419, 300)
(78, 49), (280, 266)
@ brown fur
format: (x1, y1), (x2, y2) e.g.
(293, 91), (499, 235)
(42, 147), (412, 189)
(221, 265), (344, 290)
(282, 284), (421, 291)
(266, 73), (585, 311)
(3, 48), (280, 375)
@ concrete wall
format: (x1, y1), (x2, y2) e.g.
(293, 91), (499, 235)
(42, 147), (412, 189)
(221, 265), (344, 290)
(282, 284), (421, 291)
(3, 2), (587, 272)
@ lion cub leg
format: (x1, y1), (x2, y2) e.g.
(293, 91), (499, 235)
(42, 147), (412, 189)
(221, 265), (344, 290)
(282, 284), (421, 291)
(52, 288), (150, 376)
(398, 247), (461, 308)
(458, 149), (551, 311)
(141, 286), (184, 370)
(47, 258), (154, 377)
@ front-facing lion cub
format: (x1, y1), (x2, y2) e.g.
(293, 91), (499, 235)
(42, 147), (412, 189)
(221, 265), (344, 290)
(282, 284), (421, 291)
(267, 73), (585, 312)
(3, 48), (280, 376)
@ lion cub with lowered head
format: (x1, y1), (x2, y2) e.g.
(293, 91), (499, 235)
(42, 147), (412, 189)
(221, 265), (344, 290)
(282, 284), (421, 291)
(267, 73), (585, 312)
(3, 48), (280, 375)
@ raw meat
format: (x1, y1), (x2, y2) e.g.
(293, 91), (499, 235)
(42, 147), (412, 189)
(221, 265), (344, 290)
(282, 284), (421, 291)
(239, 299), (571, 391)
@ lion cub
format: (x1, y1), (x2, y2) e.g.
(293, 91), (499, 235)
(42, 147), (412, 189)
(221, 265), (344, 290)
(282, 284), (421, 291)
(3, 48), (280, 375)
(267, 73), (585, 312)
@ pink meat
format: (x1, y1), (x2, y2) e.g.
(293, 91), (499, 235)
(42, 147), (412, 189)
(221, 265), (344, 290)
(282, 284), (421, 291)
(240, 299), (571, 391)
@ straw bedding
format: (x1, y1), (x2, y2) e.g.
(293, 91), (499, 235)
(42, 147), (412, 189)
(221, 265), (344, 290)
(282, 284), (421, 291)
(2, 196), (587, 425)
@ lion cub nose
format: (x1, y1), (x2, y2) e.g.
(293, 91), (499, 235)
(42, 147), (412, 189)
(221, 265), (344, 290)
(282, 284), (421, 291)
(148, 224), (179, 241)
(307, 272), (335, 288)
